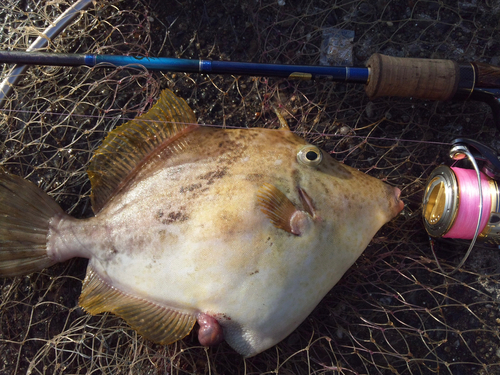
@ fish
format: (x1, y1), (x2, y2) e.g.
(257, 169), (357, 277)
(0, 89), (404, 357)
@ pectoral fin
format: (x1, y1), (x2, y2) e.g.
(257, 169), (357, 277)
(257, 183), (312, 236)
(79, 265), (196, 345)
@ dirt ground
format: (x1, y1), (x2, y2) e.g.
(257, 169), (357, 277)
(1, 0), (500, 374)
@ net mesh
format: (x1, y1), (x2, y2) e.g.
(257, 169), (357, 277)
(1, 0), (499, 374)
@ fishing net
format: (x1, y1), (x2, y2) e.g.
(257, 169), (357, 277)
(0, 0), (499, 373)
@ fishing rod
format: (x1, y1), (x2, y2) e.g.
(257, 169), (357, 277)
(1, 50), (500, 127)
(3, 49), (500, 272)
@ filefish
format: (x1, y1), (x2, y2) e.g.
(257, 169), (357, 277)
(0, 89), (404, 357)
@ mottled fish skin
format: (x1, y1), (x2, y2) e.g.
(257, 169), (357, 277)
(48, 126), (402, 357)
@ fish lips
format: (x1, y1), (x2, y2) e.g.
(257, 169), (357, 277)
(392, 187), (405, 218)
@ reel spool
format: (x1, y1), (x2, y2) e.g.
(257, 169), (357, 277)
(423, 165), (500, 244)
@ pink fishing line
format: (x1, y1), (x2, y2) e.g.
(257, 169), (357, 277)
(444, 167), (492, 239)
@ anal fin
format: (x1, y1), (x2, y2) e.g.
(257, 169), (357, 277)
(79, 265), (196, 345)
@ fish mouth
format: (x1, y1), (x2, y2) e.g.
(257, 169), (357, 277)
(392, 187), (405, 217)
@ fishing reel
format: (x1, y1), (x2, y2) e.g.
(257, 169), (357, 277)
(423, 138), (500, 244)
(422, 138), (500, 272)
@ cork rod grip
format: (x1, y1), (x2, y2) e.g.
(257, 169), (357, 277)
(365, 53), (460, 101)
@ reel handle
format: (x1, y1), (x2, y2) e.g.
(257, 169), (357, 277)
(451, 138), (500, 179)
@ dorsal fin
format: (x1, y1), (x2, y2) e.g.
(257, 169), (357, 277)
(88, 89), (198, 213)
(271, 104), (290, 130)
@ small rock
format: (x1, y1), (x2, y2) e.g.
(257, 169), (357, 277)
(365, 101), (375, 118)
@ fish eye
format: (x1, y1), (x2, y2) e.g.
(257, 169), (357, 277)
(297, 145), (323, 166)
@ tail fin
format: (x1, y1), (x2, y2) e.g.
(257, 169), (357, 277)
(0, 170), (64, 277)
